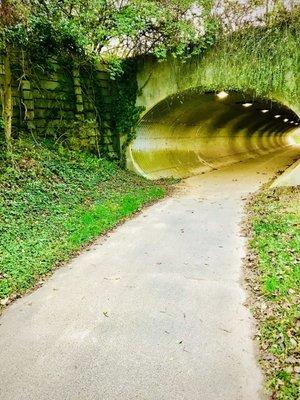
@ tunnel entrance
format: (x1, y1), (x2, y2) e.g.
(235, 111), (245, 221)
(127, 90), (299, 179)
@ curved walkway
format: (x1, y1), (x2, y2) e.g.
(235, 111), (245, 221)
(0, 147), (299, 400)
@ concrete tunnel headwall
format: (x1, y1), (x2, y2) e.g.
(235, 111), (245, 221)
(127, 89), (299, 179)
(125, 25), (299, 179)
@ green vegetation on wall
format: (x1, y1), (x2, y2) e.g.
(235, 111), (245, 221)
(0, 0), (221, 157)
(1, 2), (299, 157)
(110, 60), (145, 161)
(0, 49), (117, 156)
(191, 14), (300, 109)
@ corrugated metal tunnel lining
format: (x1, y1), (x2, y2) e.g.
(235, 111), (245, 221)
(127, 90), (299, 179)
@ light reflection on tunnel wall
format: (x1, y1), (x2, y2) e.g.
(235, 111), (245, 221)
(128, 91), (298, 179)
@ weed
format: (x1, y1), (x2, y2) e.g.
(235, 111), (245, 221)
(0, 138), (166, 306)
(246, 186), (300, 400)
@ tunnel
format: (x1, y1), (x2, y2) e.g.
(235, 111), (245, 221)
(127, 90), (299, 179)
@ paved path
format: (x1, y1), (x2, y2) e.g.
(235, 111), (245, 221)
(1, 147), (299, 400)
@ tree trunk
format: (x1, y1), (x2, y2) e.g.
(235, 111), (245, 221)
(2, 47), (13, 152)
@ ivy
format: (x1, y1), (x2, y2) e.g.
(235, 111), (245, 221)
(109, 59), (145, 160)
(0, 1), (299, 155)
(198, 20), (300, 106)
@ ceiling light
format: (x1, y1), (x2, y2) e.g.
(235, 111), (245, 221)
(290, 121), (294, 124)
(216, 91), (229, 99)
(242, 103), (253, 107)
(261, 109), (269, 113)
(284, 118), (289, 122)
(274, 115), (281, 118)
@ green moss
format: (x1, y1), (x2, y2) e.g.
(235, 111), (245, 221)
(187, 20), (300, 109)
(109, 59), (145, 160)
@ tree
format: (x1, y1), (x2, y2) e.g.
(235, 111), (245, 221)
(0, 0), (29, 152)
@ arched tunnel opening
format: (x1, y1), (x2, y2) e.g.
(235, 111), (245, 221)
(127, 90), (299, 179)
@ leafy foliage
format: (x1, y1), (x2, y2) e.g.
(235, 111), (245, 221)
(0, 0), (221, 151)
(0, 138), (166, 305)
(0, 0), (220, 63)
(0, 0), (298, 152)
(109, 59), (145, 158)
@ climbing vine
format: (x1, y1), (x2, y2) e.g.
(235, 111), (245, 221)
(0, 0), (221, 153)
(0, 0), (299, 154)
(108, 59), (145, 161)
(192, 12), (300, 107)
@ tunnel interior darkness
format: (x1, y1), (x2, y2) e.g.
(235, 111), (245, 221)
(128, 90), (299, 179)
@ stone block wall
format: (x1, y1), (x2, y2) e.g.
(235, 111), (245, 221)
(0, 53), (117, 158)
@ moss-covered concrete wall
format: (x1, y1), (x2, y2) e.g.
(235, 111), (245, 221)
(135, 24), (299, 116)
(2, 23), (298, 169)
(0, 53), (117, 157)
(127, 24), (299, 178)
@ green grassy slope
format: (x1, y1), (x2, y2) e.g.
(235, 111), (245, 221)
(0, 139), (166, 306)
(246, 186), (300, 400)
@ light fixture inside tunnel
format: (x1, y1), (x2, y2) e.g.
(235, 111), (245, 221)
(284, 118), (289, 122)
(274, 115), (281, 118)
(242, 103), (253, 107)
(261, 109), (269, 113)
(216, 91), (229, 99)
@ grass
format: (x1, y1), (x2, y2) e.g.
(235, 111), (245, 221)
(0, 138), (167, 307)
(245, 185), (300, 400)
